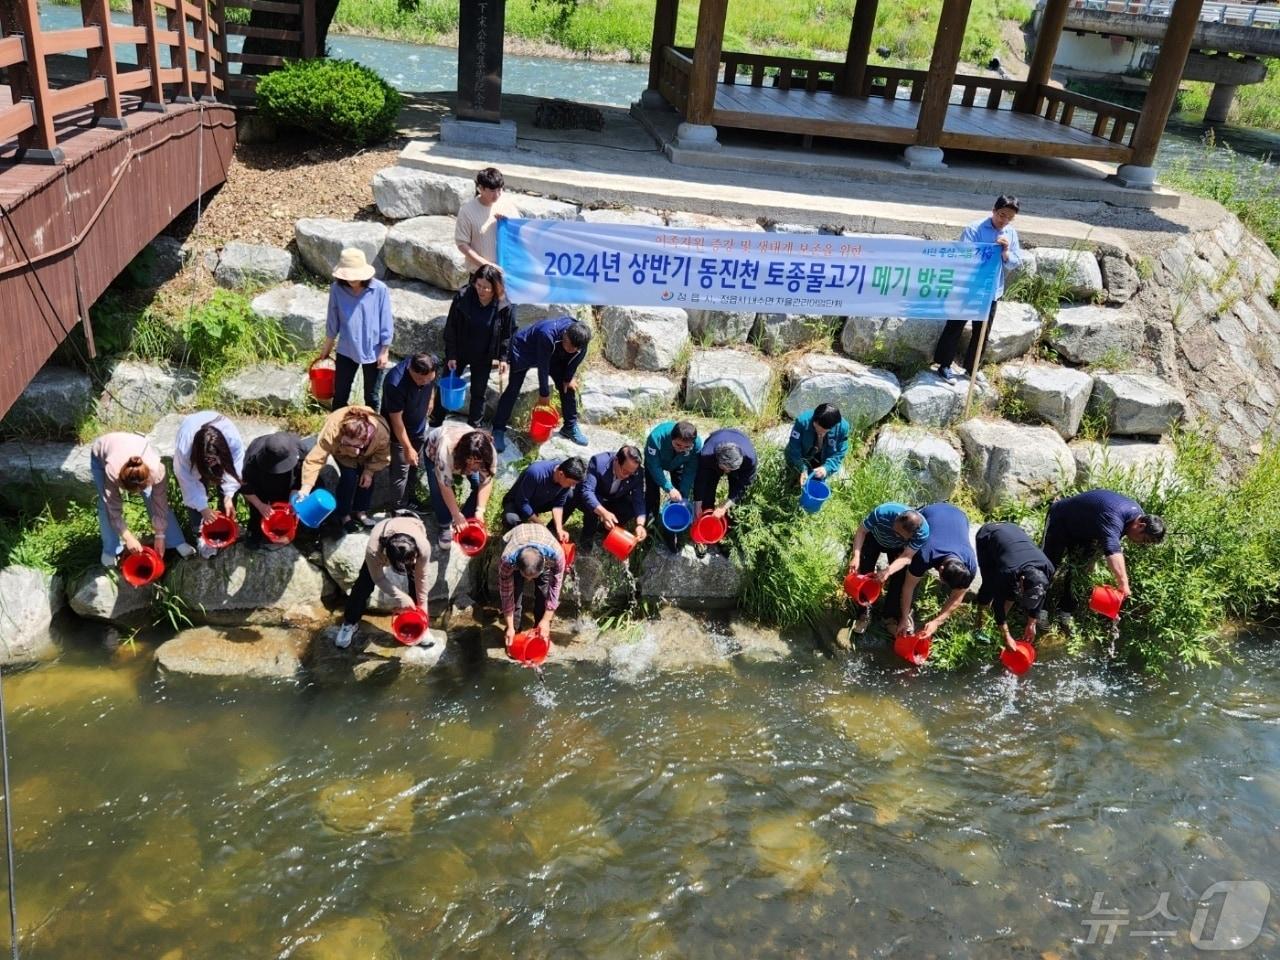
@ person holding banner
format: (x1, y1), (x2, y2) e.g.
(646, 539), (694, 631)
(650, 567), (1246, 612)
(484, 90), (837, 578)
(491, 317), (593, 452)
(785, 403), (849, 487)
(692, 428), (757, 557)
(931, 195), (1024, 386)
(455, 166), (520, 272)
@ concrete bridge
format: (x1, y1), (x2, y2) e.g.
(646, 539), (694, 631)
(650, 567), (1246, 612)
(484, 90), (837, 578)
(1051, 0), (1280, 122)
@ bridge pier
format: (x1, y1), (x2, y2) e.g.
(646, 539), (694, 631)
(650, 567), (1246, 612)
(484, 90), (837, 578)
(1204, 81), (1237, 124)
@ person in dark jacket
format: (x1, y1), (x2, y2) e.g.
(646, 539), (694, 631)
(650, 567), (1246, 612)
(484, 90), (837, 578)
(491, 317), (592, 452)
(501, 457), (586, 540)
(238, 432), (308, 549)
(975, 521), (1055, 651)
(432, 265), (514, 429)
(382, 352), (438, 510)
(692, 428), (757, 555)
(785, 403), (849, 486)
(890, 502), (976, 638)
(568, 446), (649, 554)
(644, 420), (701, 552)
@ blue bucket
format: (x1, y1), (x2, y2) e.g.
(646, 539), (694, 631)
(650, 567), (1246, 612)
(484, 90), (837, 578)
(291, 489), (336, 528)
(439, 374), (467, 412)
(661, 501), (693, 533)
(798, 477), (831, 514)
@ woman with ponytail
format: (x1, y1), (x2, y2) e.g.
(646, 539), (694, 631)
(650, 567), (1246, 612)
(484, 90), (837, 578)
(173, 411), (245, 558)
(298, 405), (392, 534)
(90, 433), (194, 567)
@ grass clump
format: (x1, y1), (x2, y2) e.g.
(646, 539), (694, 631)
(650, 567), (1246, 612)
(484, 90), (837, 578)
(0, 502), (108, 577)
(256, 58), (401, 145)
(1161, 134), (1280, 257)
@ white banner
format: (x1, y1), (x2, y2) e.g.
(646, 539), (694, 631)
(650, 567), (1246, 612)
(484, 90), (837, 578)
(497, 218), (1001, 319)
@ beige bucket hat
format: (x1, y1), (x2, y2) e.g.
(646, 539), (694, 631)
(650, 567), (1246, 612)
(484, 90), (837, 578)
(332, 248), (376, 282)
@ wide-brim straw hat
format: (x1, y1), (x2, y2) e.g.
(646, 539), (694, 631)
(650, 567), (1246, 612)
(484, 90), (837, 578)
(333, 248), (376, 282)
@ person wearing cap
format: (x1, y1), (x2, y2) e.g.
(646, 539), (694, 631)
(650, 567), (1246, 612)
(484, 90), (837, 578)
(889, 502), (977, 639)
(431, 264), (514, 429)
(846, 503), (930, 634)
(238, 432), (308, 549)
(692, 428), (757, 555)
(455, 166), (520, 272)
(975, 521), (1055, 651)
(424, 421), (497, 552)
(501, 457), (587, 537)
(497, 521), (566, 648)
(333, 514), (432, 650)
(298, 406), (392, 534)
(173, 411), (245, 559)
(645, 420), (702, 553)
(490, 317), (593, 452)
(382, 352), (439, 511)
(90, 432), (194, 567)
(317, 248), (394, 411)
(568, 446), (648, 555)
(1041, 488), (1166, 622)
(785, 403), (849, 487)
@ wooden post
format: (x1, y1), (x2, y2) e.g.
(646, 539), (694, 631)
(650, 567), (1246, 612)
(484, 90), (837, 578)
(912, 0), (973, 148)
(301, 0), (317, 58)
(685, 0), (729, 124)
(132, 0), (167, 109)
(81, 0), (127, 127)
(647, 0), (679, 94)
(193, 0), (216, 100)
(0, 0), (62, 160)
(836, 0), (879, 97)
(211, 0), (228, 95)
(1012, 0), (1071, 114)
(167, 0), (195, 101)
(962, 318), (991, 418)
(1126, 0), (1205, 167)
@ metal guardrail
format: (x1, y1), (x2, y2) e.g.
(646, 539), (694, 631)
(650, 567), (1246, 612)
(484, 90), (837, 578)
(1070, 0), (1280, 28)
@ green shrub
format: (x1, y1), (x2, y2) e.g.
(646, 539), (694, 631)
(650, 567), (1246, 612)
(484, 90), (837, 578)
(0, 502), (110, 577)
(256, 58), (401, 145)
(177, 290), (293, 377)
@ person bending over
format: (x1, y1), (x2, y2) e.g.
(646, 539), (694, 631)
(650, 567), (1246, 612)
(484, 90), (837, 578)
(334, 514), (432, 650)
(975, 521), (1055, 651)
(501, 457), (586, 541)
(847, 502), (930, 634)
(491, 317), (592, 451)
(498, 522), (567, 649)
(568, 446), (648, 555)
(891, 502), (977, 639)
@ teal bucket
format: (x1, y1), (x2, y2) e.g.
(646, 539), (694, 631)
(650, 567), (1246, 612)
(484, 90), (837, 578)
(661, 501), (693, 533)
(291, 489), (336, 528)
(439, 374), (467, 412)
(799, 477), (831, 514)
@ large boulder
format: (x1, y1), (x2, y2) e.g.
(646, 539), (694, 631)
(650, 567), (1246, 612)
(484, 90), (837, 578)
(577, 208), (665, 227)
(1100, 255), (1140, 305)
(386, 278), (452, 356)
(752, 313), (832, 355)
(67, 565), (155, 626)
(537, 424), (636, 462)
(599, 305), (690, 371)
(0, 441), (94, 510)
(1072, 438), (1179, 491)
(1050, 305), (1145, 366)
(215, 241), (293, 289)
(1089, 372), (1188, 436)
(872, 426), (962, 502)
(1032, 247), (1104, 301)
(639, 546), (743, 610)
(840, 315), (940, 367)
(384, 217), (470, 291)
(512, 194), (580, 220)
(321, 529), (477, 611)
(896, 370), (996, 428)
(579, 370), (680, 424)
(221, 363), (308, 415)
(961, 301), (1042, 363)
(161, 544), (334, 625)
(513, 302), (586, 328)
(783, 354), (899, 425)
(956, 418), (1075, 510)
(371, 167), (472, 219)
(0, 566), (63, 664)
(294, 218), (388, 280)
(251, 283), (330, 351)
(97, 361), (198, 420)
(686, 308), (757, 346)
(1000, 362), (1095, 439)
(685, 349), (774, 417)
(155, 625), (308, 679)
(2, 366), (94, 438)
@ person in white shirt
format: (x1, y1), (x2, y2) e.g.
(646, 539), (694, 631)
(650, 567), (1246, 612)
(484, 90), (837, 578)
(454, 166), (520, 272)
(173, 411), (244, 558)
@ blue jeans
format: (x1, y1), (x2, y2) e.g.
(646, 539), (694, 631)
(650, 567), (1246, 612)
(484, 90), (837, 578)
(91, 453), (188, 557)
(425, 466), (481, 526)
(335, 464), (375, 518)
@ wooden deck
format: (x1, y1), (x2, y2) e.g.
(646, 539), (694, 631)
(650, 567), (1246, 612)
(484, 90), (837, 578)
(711, 85), (1135, 162)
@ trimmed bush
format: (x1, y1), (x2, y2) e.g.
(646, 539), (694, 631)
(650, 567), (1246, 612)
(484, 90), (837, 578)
(255, 58), (402, 145)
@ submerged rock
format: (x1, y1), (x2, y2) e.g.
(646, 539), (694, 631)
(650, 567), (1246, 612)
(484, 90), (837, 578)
(155, 625), (308, 679)
(0, 565), (63, 664)
(748, 816), (832, 893)
(316, 772), (417, 835)
(3, 663), (140, 712)
(294, 917), (399, 960)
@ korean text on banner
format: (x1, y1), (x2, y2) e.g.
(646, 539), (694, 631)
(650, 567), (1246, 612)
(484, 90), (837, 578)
(497, 219), (1002, 320)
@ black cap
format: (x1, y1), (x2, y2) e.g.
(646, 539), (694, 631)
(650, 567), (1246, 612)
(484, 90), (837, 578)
(1015, 568), (1049, 613)
(257, 432), (302, 474)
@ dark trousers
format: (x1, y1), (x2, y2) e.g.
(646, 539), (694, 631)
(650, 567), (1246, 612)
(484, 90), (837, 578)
(493, 354), (579, 433)
(425, 466), (481, 527)
(238, 482), (295, 545)
(501, 495), (560, 531)
(645, 470), (684, 550)
(343, 564), (420, 625)
(1042, 504), (1091, 613)
(335, 464), (374, 519)
(858, 536), (904, 614)
(388, 432), (428, 507)
(569, 493), (637, 550)
(431, 353), (491, 427)
(511, 576), (550, 628)
(933, 299), (999, 375)
(333, 354), (383, 411)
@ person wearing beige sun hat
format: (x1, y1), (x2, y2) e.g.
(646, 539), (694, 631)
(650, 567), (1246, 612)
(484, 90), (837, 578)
(318, 248), (394, 410)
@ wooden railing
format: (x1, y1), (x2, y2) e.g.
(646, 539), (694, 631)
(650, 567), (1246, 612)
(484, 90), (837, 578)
(1032, 84), (1141, 144)
(659, 45), (692, 115)
(216, 0), (317, 99)
(862, 67), (1029, 108)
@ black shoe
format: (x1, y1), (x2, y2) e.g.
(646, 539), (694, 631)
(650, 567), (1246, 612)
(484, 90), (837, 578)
(342, 517), (363, 535)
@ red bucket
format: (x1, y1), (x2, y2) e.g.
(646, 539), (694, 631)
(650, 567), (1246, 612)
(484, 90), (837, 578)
(1000, 640), (1037, 676)
(602, 526), (636, 561)
(200, 513), (239, 550)
(528, 407), (561, 444)
(457, 518), (488, 557)
(309, 358), (336, 402)
(391, 608), (430, 645)
(261, 502), (298, 544)
(843, 572), (882, 606)
(894, 631), (932, 666)
(562, 541), (576, 568)
(690, 513), (728, 545)
(1089, 585), (1124, 621)
(120, 546), (164, 588)
(507, 628), (550, 666)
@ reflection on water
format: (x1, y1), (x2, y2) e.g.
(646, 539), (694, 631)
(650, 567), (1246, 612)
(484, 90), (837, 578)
(3, 638), (1279, 958)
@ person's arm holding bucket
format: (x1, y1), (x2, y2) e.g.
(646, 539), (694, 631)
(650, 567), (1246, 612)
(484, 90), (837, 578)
(630, 474), (648, 542)
(1105, 550), (1131, 600)
(921, 586), (968, 639)
(298, 417), (337, 496)
(823, 421), (849, 480)
(878, 548), (916, 582)
(376, 284), (393, 369)
(443, 293), (462, 372)
(847, 523), (869, 575)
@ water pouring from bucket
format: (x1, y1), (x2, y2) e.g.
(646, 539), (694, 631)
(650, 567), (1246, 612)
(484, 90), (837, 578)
(893, 631), (932, 666)
(843, 572), (882, 606)
(1089, 585), (1124, 621)
(1000, 640), (1037, 675)
(690, 513), (728, 545)
(507, 627), (550, 666)
(602, 526), (637, 561)
(562, 541), (576, 568)
(120, 546), (164, 588)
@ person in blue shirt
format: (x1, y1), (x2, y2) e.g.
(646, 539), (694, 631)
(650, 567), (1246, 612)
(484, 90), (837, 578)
(318, 248), (394, 410)
(785, 403), (849, 487)
(890, 502), (977, 638)
(692, 428), (757, 555)
(645, 420), (701, 552)
(567, 446), (649, 554)
(491, 317), (592, 452)
(431, 264), (514, 429)
(847, 502), (930, 633)
(1041, 487), (1165, 619)
(932, 195), (1024, 386)
(381, 353), (439, 510)
(501, 457), (587, 542)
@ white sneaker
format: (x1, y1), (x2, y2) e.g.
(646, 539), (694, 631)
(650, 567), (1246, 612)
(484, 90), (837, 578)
(334, 623), (357, 649)
(101, 551), (118, 567)
(175, 543), (196, 558)
(197, 541), (218, 560)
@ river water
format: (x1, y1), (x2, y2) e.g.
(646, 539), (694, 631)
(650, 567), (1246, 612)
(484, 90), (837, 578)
(5, 631), (1279, 957)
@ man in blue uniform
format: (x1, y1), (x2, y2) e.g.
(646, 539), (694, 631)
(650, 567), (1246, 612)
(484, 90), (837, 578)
(847, 502), (930, 633)
(567, 445), (648, 554)
(785, 403), (849, 487)
(692, 428), (757, 556)
(491, 316), (592, 452)
(890, 502), (976, 638)
(501, 457), (586, 542)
